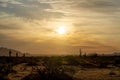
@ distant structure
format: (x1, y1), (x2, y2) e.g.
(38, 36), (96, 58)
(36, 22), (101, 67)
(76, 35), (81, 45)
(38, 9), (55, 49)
(9, 49), (12, 57)
(79, 48), (82, 57)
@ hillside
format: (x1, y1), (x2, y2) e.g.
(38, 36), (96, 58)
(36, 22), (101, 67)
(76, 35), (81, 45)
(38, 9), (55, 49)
(0, 47), (24, 57)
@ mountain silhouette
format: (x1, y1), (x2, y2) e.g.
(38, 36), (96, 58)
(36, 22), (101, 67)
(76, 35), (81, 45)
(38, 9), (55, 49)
(0, 47), (26, 57)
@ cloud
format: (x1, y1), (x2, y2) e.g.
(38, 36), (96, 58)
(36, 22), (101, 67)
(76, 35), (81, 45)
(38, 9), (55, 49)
(0, 24), (20, 30)
(70, 0), (120, 14)
(0, 0), (23, 7)
(0, 15), (24, 31)
(0, 0), (120, 54)
(0, 0), (65, 20)
(0, 33), (34, 53)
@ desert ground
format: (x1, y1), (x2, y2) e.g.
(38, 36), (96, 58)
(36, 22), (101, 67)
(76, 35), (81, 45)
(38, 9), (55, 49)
(0, 55), (120, 80)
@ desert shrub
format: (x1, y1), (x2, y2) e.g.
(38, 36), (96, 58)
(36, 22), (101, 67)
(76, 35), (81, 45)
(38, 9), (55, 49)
(89, 53), (98, 58)
(22, 73), (40, 80)
(37, 67), (73, 80)
(26, 61), (38, 66)
(98, 62), (109, 68)
(22, 56), (73, 80)
(65, 56), (80, 66)
(0, 64), (15, 80)
(109, 71), (116, 75)
(22, 65), (73, 80)
(114, 58), (120, 67)
(0, 76), (8, 80)
(38, 57), (73, 80)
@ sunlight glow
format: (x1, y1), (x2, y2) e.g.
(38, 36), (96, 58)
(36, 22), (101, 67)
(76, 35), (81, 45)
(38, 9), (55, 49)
(56, 26), (66, 35)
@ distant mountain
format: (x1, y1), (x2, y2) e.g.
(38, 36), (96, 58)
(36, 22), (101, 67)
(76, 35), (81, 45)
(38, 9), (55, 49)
(113, 52), (120, 56)
(0, 47), (27, 57)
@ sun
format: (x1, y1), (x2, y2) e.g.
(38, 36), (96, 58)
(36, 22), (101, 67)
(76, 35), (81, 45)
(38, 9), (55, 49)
(56, 26), (66, 35)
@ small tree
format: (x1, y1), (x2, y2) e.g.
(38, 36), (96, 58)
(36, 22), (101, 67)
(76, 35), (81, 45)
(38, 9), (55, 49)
(89, 53), (98, 58)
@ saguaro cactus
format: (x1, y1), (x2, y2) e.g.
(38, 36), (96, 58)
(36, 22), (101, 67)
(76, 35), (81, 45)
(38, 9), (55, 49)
(79, 48), (82, 57)
(9, 49), (12, 57)
(23, 53), (26, 57)
(16, 52), (19, 57)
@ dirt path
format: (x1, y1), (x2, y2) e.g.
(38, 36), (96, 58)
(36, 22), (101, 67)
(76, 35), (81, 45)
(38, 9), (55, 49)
(7, 63), (32, 80)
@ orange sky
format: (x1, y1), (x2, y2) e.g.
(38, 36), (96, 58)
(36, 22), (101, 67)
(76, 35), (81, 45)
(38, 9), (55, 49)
(0, 0), (120, 55)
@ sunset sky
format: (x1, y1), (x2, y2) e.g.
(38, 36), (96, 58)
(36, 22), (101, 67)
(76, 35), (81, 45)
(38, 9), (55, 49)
(0, 0), (120, 55)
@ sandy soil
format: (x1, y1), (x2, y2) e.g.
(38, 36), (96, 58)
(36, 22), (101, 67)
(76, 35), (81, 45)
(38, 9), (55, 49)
(74, 68), (120, 80)
(7, 63), (120, 80)
(7, 63), (33, 80)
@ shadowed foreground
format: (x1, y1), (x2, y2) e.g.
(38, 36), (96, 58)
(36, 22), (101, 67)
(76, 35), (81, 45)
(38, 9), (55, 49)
(0, 55), (120, 80)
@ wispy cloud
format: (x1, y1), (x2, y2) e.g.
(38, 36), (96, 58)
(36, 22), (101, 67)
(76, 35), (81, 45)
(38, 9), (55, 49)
(0, 0), (120, 55)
